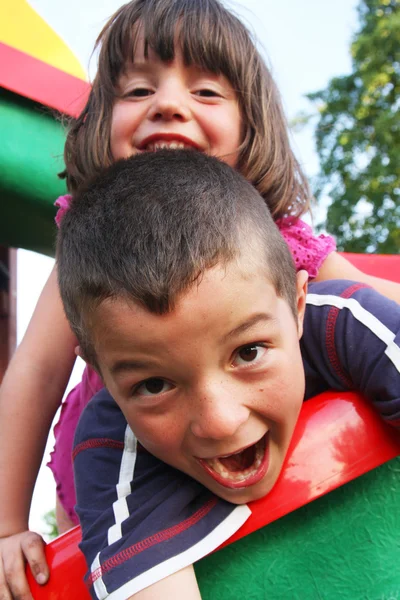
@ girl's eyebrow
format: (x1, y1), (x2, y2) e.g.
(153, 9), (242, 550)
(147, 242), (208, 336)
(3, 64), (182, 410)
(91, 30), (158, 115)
(117, 63), (155, 89)
(223, 313), (275, 342)
(123, 62), (153, 75)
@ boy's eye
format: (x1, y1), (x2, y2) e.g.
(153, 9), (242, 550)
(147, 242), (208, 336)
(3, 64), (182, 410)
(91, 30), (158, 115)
(134, 378), (173, 397)
(233, 344), (267, 367)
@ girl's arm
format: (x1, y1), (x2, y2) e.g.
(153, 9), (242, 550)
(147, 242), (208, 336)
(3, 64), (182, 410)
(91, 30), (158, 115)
(315, 251), (400, 303)
(129, 565), (202, 600)
(0, 264), (77, 599)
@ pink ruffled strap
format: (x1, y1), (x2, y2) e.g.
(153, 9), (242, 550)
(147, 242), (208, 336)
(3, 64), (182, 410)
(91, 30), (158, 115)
(48, 365), (103, 522)
(54, 194), (73, 227)
(276, 217), (336, 279)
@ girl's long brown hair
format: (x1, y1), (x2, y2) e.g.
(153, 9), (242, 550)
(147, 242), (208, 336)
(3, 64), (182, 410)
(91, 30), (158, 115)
(64, 0), (311, 219)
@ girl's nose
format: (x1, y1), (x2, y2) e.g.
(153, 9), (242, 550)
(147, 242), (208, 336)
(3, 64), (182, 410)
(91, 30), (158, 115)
(148, 82), (191, 122)
(190, 384), (250, 440)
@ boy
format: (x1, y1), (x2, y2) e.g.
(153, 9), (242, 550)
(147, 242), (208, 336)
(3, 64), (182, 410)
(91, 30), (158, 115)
(57, 150), (400, 600)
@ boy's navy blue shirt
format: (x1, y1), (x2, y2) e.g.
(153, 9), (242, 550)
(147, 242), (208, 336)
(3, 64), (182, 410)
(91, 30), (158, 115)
(73, 280), (400, 599)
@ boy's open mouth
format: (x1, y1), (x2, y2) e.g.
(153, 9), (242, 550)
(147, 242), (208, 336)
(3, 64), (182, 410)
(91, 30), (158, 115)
(197, 433), (269, 489)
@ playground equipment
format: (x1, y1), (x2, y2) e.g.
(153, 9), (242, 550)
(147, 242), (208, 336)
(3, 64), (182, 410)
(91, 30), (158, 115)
(0, 0), (89, 255)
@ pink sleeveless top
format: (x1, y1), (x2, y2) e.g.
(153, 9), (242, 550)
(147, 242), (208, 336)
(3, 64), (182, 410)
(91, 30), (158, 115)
(50, 194), (336, 522)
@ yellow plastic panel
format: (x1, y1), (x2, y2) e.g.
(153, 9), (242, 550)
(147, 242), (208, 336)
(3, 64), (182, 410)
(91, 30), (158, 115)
(0, 0), (86, 80)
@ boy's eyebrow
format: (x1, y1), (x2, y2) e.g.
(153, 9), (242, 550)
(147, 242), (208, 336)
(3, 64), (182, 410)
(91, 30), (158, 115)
(224, 313), (275, 342)
(110, 359), (154, 376)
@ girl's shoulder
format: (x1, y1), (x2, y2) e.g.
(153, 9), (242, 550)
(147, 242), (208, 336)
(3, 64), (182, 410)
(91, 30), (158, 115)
(54, 194), (73, 227)
(276, 216), (336, 279)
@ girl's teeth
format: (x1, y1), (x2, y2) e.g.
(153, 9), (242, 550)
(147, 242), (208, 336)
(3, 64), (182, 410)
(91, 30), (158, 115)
(147, 141), (188, 150)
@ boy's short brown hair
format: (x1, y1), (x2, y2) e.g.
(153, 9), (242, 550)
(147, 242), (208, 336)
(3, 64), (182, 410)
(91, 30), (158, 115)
(57, 150), (297, 364)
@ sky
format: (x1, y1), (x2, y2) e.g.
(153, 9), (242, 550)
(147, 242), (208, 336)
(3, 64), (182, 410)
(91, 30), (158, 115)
(18, 0), (359, 535)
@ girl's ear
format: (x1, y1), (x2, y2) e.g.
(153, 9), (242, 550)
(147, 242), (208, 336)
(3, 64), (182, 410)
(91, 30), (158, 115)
(295, 270), (308, 339)
(75, 345), (86, 361)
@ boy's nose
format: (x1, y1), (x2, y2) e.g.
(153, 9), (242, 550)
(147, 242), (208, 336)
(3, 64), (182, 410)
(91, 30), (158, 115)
(190, 384), (250, 440)
(148, 83), (191, 122)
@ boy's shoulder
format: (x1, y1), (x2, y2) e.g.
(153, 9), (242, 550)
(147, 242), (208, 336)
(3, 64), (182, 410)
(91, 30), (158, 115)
(302, 279), (400, 410)
(306, 278), (400, 323)
(304, 278), (400, 352)
(72, 391), (251, 599)
(307, 278), (372, 299)
(73, 387), (126, 449)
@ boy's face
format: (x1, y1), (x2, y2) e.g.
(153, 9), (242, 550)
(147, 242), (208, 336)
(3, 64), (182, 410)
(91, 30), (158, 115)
(89, 254), (308, 504)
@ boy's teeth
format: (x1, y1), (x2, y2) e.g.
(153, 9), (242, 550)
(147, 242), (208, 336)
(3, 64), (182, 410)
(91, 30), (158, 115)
(203, 437), (265, 482)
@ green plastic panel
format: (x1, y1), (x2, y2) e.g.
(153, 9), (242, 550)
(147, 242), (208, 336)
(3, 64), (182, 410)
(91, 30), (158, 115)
(196, 457), (400, 600)
(0, 88), (67, 255)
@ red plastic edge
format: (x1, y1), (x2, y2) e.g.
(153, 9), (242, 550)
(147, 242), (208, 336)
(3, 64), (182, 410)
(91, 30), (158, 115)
(0, 42), (90, 117)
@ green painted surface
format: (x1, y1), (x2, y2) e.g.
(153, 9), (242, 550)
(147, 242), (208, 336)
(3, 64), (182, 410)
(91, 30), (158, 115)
(0, 89), (67, 255)
(196, 457), (400, 599)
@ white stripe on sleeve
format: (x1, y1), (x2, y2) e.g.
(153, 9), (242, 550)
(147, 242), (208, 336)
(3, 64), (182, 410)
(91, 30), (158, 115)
(105, 504), (251, 600)
(108, 425), (137, 545)
(306, 293), (400, 372)
(91, 552), (108, 600)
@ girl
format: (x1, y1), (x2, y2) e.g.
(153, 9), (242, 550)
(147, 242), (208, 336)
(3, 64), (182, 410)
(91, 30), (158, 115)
(0, 0), (399, 598)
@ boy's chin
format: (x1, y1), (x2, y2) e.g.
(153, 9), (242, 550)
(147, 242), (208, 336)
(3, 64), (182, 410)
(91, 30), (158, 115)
(207, 473), (280, 505)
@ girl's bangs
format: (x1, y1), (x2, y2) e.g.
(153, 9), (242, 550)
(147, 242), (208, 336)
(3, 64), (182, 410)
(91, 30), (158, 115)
(115, 0), (245, 86)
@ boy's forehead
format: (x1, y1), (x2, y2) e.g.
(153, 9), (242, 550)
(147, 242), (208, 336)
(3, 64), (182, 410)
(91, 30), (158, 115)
(91, 256), (278, 337)
(91, 247), (275, 319)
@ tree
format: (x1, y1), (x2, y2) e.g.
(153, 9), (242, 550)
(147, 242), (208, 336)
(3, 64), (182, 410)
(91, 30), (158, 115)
(308, 0), (400, 253)
(42, 508), (59, 540)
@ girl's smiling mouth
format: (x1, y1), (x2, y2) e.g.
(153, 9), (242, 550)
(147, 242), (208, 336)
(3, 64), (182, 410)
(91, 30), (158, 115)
(138, 133), (203, 152)
(197, 433), (269, 489)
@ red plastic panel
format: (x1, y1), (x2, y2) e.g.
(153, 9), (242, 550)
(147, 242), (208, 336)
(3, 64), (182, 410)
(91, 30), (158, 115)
(27, 391), (400, 598)
(341, 252), (400, 283)
(0, 42), (90, 116)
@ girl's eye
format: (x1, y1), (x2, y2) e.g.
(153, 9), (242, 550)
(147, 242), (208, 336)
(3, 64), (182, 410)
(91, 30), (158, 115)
(126, 88), (153, 98)
(195, 89), (221, 98)
(232, 344), (267, 367)
(134, 378), (173, 397)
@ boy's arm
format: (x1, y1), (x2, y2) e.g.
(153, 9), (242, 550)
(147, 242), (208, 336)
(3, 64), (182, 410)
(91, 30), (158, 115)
(0, 264), (77, 598)
(74, 389), (250, 600)
(314, 252), (400, 304)
(304, 280), (400, 426)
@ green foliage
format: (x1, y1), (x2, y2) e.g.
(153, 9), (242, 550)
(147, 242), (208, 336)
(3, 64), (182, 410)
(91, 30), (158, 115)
(42, 508), (59, 540)
(308, 0), (400, 252)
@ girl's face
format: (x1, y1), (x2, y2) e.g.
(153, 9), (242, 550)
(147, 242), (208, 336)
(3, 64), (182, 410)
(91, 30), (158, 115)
(110, 41), (242, 168)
